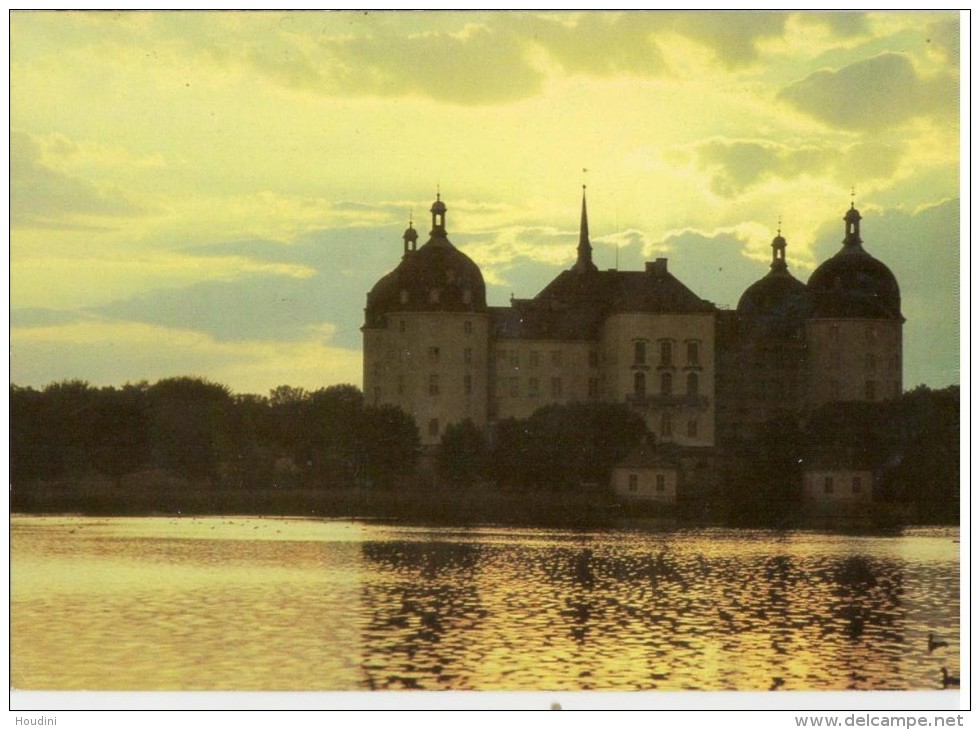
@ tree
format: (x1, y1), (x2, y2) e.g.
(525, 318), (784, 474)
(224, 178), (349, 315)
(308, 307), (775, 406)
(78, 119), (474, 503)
(437, 419), (488, 486)
(147, 377), (233, 482)
(488, 402), (648, 489)
(359, 404), (421, 488)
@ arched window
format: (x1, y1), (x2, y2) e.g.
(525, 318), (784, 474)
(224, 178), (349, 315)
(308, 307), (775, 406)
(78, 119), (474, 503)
(634, 341), (646, 365)
(634, 371), (646, 397)
(661, 372), (672, 396)
(687, 372), (699, 396)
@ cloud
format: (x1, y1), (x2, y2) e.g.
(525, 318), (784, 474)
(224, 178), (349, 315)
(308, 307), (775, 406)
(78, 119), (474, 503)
(10, 307), (86, 329)
(793, 11), (871, 38)
(677, 137), (905, 198)
(667, 11), (789, 67)
(646, 226), (777, 310)
(173, 12), (793, 106)
(10, 130), (148, 229)
(10, 318), (363, 396)
(777, 52), (957, 130)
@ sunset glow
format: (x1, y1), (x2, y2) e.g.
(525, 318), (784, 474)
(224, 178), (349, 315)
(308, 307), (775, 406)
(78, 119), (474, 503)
(10, 10), (961, 395)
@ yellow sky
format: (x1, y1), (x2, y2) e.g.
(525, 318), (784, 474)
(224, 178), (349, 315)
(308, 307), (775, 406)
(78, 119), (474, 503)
(9, 10), (962, 394)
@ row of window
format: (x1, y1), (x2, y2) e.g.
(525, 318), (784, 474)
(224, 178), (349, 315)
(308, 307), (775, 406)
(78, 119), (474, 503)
(634, 340), (700, 367)
(494, 349), (597, 368)
(397, 320), (475, 334)
(634, 371), (699, 397)
(826, 324), (899, 345)
(826, 380), (902, 401)
(399, 289), (474, 305)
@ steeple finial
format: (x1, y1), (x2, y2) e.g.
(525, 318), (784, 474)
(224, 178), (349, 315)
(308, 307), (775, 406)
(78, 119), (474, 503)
(574, 184), (597, 274)
(770, 220), (788, 273)
(402, 209), (419, 257)
(430, 190), (447, 238)
(843, 193), (862, 247)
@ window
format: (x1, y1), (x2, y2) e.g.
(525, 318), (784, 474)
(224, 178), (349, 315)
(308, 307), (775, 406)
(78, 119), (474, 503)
(400, 290), (409, 305)
(429, 375), (439, 396)
(865, 380), (876, 400)
(399, 319), (406, 333)
(509, 377), (519, 397)
(464, 347), (473, 365)
(589, 350), (599, 368)
(628, 474), (638, 492)
(429, 289), (440, 303)
(687, 341), (699, 366)
(551, 350), (563, 366)
(551, 377), (563, 398)
(661, 372), (673, 396)
(660, 412), (672, 437)
(824, 476), (834, 494)
(687, 419), (698, 438)
(852, 476), (862, 494)
(529, 377), (540, 397)
(634, 341), (647, 365)
(428, 419), (439, 437)
(464, 374), (472, 395)
(656, 474), (666, 492)
(428, 347), (440, 364)
(462, 289), (472, 305)
(397, 375), (405, 395)
(686, 372), (699, 396)
(588, 378), (599, 399)
(660, 340), (673, 366)
(634, 371), (646, 397)
(867, 325), (880, 343)
(464, 320), (473, 335)
(529, 351), (540, 367)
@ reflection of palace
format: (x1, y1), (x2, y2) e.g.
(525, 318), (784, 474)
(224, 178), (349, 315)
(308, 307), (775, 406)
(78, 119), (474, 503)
(362, 190), (903, 506)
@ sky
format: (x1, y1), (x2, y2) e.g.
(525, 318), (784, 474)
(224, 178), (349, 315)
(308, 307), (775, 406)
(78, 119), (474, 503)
(9, 10), (962, 396)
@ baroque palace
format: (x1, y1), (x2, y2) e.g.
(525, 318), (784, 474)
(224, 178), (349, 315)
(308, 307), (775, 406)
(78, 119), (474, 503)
(362, 190), (903, 507)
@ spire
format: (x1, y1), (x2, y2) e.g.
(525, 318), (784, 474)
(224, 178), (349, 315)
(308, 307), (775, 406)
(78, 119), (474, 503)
(402, 211), (418, 257)
(430, 190), (447, 240)
(770, 219), (788, 273)
(843, 200), (862, 247)
(574, 185), (598, 274)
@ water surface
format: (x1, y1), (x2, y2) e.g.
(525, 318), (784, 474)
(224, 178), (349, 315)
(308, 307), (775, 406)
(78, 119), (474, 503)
(10, 516), (960, 692)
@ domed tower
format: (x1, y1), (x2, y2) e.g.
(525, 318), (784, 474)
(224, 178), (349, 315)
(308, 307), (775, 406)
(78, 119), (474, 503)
(363, 194), (490, 445)
(805, 203), (904, 408)
(728, 228), (807, 436)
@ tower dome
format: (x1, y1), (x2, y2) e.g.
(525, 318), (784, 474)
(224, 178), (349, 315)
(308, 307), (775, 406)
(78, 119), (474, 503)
(737, 229), (806, 339)
(365, 194), (487, 327)
(806, 204), (903, 321)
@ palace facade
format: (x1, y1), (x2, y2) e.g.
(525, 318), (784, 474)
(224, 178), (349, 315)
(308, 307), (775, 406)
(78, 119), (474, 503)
(362, 190), (903, 503)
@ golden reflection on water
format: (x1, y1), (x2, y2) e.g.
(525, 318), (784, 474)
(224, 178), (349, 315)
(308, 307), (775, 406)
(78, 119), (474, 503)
(10, 517), (960, 691)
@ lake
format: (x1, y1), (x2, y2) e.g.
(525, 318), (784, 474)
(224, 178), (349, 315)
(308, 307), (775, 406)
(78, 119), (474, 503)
(10, 515), (961, 693)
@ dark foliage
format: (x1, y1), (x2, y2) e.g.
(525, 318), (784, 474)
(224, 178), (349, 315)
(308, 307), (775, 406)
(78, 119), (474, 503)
(10, 378), (421, 499)
(485, 402), (648, 489)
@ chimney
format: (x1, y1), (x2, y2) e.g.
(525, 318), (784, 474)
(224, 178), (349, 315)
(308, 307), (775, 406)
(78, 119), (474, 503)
(646, 258), (668, 274)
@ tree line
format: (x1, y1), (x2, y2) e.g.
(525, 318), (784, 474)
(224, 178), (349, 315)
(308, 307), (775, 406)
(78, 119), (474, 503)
(9, 378), (959, 524)
(9, 378), (420, 492)
(9, 378), (650, 495)
(724, 385), (960, 524)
